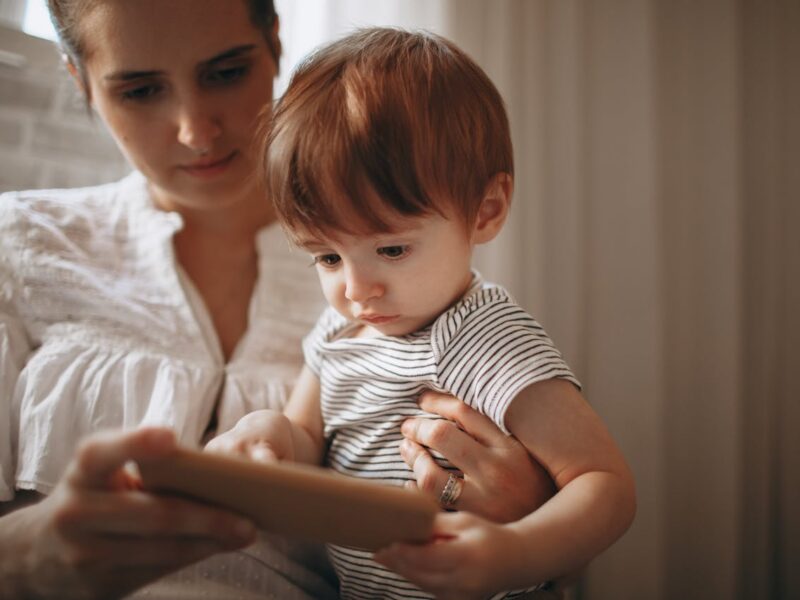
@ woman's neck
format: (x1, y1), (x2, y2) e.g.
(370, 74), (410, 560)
(148, 181), (277, 246)
(162, 187), (274, 362)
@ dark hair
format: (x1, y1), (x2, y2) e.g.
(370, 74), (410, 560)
(263, 27), (513, 241)
(47, 0), (280, 93)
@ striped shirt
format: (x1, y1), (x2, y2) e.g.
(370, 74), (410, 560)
(303, 274), (579, 599)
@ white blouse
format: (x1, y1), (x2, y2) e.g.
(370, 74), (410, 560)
(0, 171), (326, 500)
(1, 173), (340, 599)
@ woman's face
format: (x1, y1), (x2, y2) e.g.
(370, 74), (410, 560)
(78, 0), (277, 212)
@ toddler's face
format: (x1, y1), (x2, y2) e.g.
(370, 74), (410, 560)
(297, 212), (475, 337)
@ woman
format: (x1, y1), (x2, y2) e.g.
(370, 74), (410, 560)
(0, 1), (555, 598)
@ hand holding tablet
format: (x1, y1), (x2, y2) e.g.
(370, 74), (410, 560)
(138, 448), (438, 550)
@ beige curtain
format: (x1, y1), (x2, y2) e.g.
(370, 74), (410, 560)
(448, 1), (799, 598)
(278, 1), (799, 597)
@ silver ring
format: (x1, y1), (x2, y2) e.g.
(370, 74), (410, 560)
(438, 472), (464, 510)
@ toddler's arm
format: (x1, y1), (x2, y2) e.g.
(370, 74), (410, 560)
(376, 379), (635, 598)
(504, 379), (635, 575)
(206, 365), (325, 466)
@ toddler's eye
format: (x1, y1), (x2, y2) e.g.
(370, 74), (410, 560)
(377, 245), (409, 259)
(314, 254), (341, 267)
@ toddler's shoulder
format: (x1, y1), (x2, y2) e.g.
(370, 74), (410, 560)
(431, 277), (543, 358)
(305, 306), (350, 345)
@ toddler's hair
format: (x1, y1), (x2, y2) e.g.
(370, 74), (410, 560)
(261, 27), (513, 240)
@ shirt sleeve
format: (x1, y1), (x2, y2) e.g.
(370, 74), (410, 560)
(0, 282), (32, 501)
(301, 307), (342, 377)
(433, 293), (580, 435)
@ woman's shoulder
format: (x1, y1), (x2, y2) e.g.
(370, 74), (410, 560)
(0, 172), (179, 265)
(0, 172), (144, 232)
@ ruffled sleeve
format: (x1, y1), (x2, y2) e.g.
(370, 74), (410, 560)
(1, 194), (33, 499)
(0, 286), (31, 501)
(302, 307), (347, 376)
(12, 342), (222, 493)
(0, 178), (226, 495)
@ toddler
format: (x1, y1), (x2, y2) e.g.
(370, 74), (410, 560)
(212, 27), (636, 600)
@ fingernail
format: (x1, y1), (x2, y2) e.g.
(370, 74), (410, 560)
(251, 446), (269, 462)
(234, 518), (256, 540)
(401, 421), (412, 435)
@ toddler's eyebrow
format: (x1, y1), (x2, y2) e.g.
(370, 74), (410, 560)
(295, 238), (328, 252)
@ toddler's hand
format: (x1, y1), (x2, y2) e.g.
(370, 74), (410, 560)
(374, 511), (530, 600)
(205, 410), (295, 463)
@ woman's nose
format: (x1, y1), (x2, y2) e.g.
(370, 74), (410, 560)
(344, 268), (384, 303)
(177, 104), (222, 153)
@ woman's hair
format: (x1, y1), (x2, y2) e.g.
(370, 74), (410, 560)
(47, 0), (280, 93)
(263, 27), (513, 241)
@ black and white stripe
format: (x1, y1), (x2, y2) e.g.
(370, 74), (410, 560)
(303, 274), (579, 599)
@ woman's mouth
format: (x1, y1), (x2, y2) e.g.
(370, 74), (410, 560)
(180, 151), (238, 178)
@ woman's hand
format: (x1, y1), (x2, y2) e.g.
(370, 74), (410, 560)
(205, 409), (295, 463)
(0, 427), (256, 600)
(374, 511), (530, 600)
(401, 391), (555, 522)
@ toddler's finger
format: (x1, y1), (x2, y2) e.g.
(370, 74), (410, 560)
(249, 442), (279, 463)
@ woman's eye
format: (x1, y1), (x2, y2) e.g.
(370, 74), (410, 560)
(121, 84), (163, 102)
(314, 254), (341, 268)
(377, 245), (409, 259)
(203, 65), (249, 86)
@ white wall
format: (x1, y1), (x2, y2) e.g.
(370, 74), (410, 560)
(0, 23), (128, 193)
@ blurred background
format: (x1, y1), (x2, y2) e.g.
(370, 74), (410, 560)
(1, 1), (797, 598)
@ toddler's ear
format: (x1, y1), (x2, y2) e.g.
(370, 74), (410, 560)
(472, 173), (513, 244)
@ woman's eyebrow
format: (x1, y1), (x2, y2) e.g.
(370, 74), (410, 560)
(199, 44), (258, 69)
(104, 68), (162, 82)
(104, 44), (258, 82)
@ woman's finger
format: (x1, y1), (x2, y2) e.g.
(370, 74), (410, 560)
(402, 416), (484, 474)
(401, 440), (475, 511)
(70, 533), (251, 569)
(58, 489), (256, 545)
(403, 411), (554, 521)
(66, 428), (177, 490)
(418, 390), (510, 448)
(400, 439), (455, 499)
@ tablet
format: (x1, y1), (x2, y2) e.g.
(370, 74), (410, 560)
(138, 448), (438, 550)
